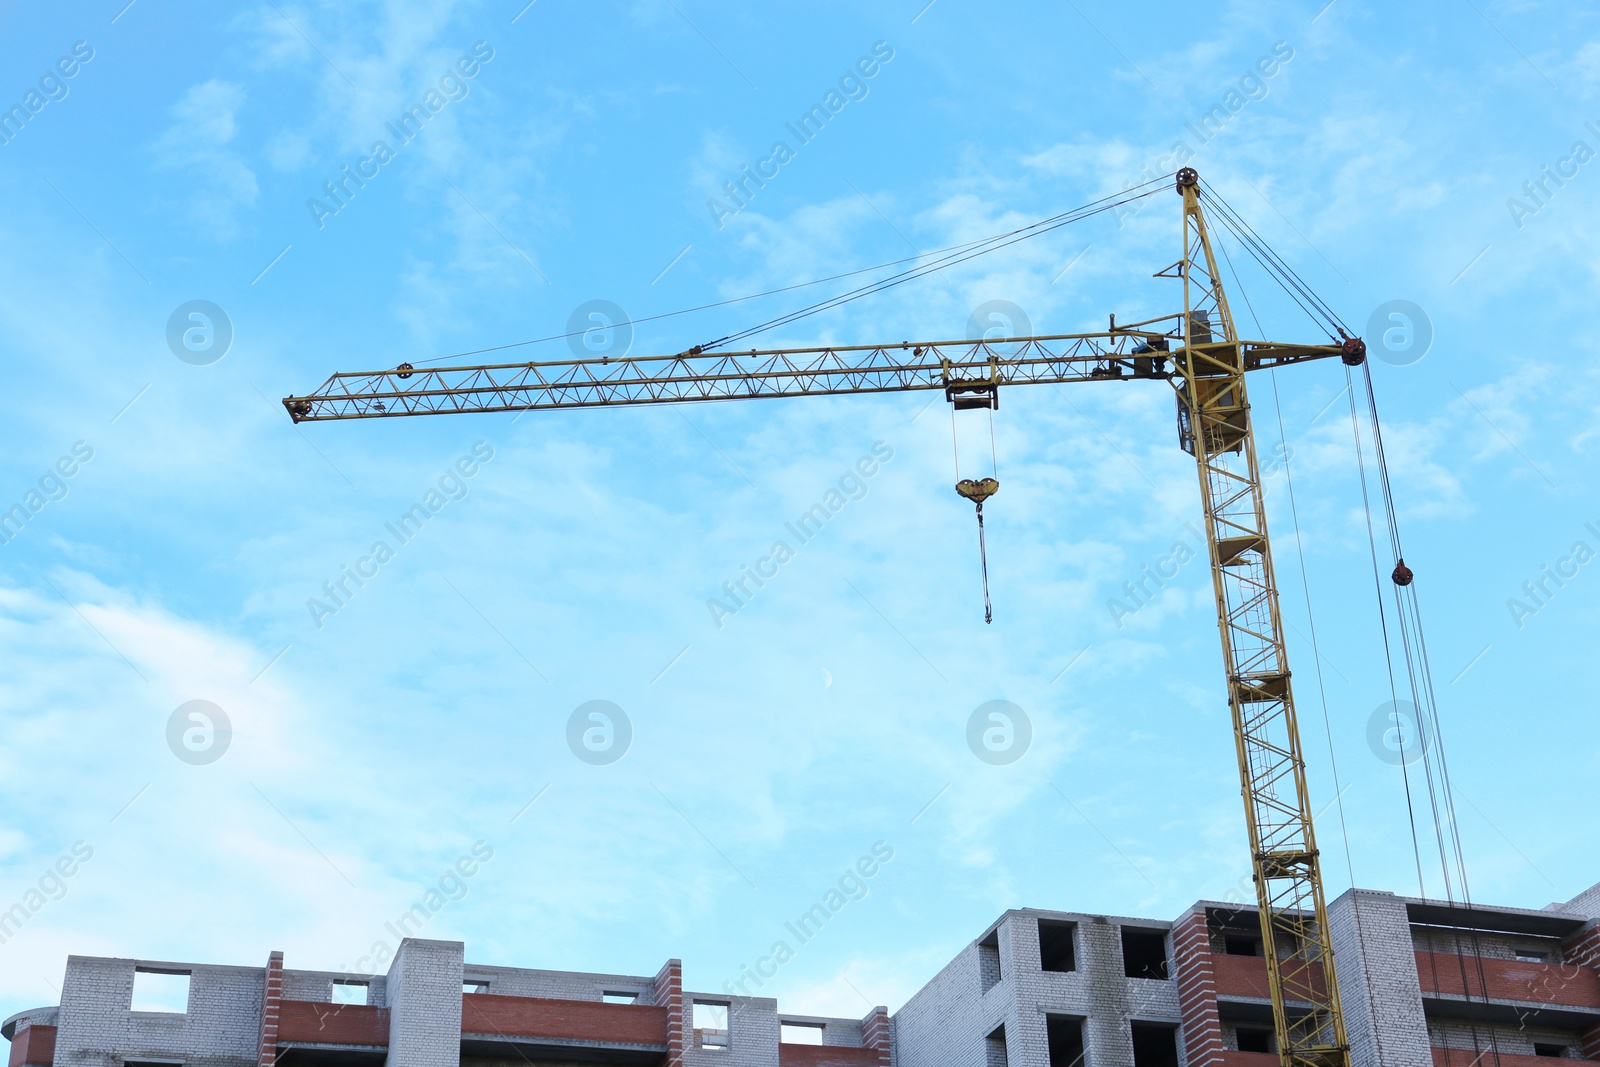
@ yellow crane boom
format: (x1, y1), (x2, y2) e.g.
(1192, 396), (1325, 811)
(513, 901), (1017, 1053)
(283, 330), (1341, 420)
(286, 169), (1361, 1067)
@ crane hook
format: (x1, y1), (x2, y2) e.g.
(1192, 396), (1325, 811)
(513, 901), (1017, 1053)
(955, 477), (999, 507)
(956, 478), (999, 623)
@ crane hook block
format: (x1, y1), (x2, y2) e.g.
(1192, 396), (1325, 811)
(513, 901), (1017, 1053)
(956, 478), (999, 505)
(1340, 337), (1367, 366)
(1392, 559), (1414, 587)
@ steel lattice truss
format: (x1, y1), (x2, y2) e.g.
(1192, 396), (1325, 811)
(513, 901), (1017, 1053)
(283, 324), (1340, 421)
(1174, 186), (1350, 1067)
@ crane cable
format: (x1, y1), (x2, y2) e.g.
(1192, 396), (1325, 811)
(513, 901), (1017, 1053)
(407, 176), (1173, 367)
(1216, 231), (1390, 1065)
(950, 403), (1001, 624)
(1198, 181), (1350, 341)
(1207, 187), (1498, 1064)
(975, 501), (994, 625)
(701, 178), (1172, 352)
(1347, 356), (1502, 1067)
(1213, 208), (1498, 1066)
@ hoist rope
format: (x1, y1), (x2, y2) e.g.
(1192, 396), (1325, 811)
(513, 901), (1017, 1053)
(1346, 359), (1502, 1067)
(976, 503), (993, 625)
(1217, 231), (1389, 1061)
(987, 406), (999, 480)
(950, 405), (962, 480)
(950, 400), (1001, 624)
(1198, 181), (1350, 341)
(1220, 187), (1502, 1059)
(701, 179), (1172, 352)
(409, 176), (1173, 367)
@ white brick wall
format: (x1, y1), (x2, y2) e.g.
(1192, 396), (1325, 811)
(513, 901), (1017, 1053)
(54, 956), (263, 1067)
(386, 938), (465, 1067)
(892, 935), (999, 1067)
(1328, 890), (1432, 1067)
(282, 967), (390, 1007)
(687, 991), (777, 1067)
(890, 910), (1182, 1067)
(460, 963), (654, 1003)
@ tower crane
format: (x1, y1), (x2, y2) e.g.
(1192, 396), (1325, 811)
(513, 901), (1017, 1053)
(286, 169), (1365, 1067)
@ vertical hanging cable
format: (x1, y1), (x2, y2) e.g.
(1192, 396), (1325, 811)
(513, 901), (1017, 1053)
(1218, 230), (1392, 1065)
(1209, 206), (1500, 1067)
(1348, 359), (1502, 1067)
(975, 501), (994, 623)
(954, 400), (1000, 623)
(956, 476), (1000, 623)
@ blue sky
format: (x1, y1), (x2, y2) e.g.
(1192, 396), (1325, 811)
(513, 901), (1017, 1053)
(1, 0), (1598, 1025)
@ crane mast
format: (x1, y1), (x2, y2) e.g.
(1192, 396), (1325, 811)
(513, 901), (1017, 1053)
(286, 169), (1358, 1067)
(1170, 175), (1348, 1067)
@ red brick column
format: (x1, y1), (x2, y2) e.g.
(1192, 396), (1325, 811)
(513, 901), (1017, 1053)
(1568, 926), (1600, 972)
(654, 958), (684, 1067)
(1173, 912), (1225, 1067)
(1579, 1023), (1600, 1062)
(10, 1022), (57, 1066)
(862, 1005), (892, 1065)
(258, 951), (284, 1067)
(1568, 927), (1600, 1059)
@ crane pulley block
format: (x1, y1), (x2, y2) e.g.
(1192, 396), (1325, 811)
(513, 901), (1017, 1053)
(947, 384), (998, 410)
(955, 478), (999, 505)
(942, 355), (1001, 410)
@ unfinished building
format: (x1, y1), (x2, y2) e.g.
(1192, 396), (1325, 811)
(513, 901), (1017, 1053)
(5, 881), (1597, 1067)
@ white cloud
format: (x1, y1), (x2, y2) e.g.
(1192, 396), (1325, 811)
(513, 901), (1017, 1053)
(153, 79), (260, 240)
